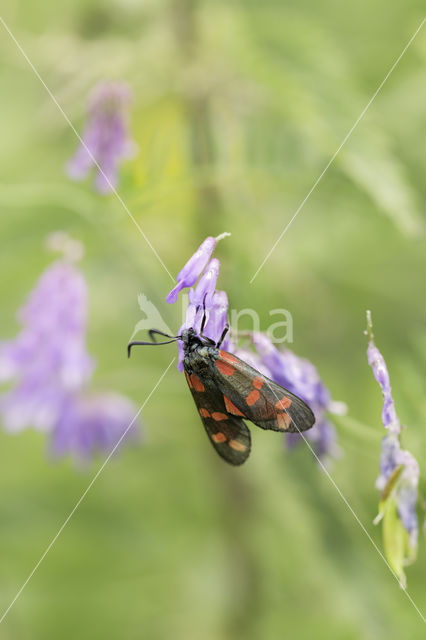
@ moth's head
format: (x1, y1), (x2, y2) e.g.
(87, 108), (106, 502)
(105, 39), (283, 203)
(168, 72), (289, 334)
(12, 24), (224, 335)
(181, 328), (216, 353)
(180, 327), (199, 348)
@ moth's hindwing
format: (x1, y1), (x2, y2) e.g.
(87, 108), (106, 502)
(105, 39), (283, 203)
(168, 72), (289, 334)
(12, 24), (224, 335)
(184, 369), (251, 466)
(212, 350), (315, 434)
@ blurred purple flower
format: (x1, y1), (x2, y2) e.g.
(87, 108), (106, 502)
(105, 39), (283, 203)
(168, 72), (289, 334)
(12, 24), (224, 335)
(252, 332), (330, 409)
(0, 256), (93, 432)
(251, 331), (343, 461)
(366, 311), (419, 564)
(0, 233), (141, 462)
(50, 392), (140, 463)
(166, 234), (231, 370)
(66, 81), (136, 194)
(230, 344), (270, 376)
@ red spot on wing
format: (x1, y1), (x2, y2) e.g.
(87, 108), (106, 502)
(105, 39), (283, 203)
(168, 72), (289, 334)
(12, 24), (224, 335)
(190, 374), (205, 392)
(218, 350), (238, 364)
(246, 389), (260, 406)
(229, 439), (246, 452)
(212, 412), (228, 422)
(199, 408), (210, 418)
(185, 371), (193, 388)
(217, 351), (240, 376)
(275, 396), (292, 410)
(253, 377), (264, 389)
(212, 432), (227, 443)
(216, 360), (235, 376)
(277, 412), (292, 430)
(224, 396), (245, 417)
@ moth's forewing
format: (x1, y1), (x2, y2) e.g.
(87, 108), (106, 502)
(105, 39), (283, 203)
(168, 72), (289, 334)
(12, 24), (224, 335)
(183, 369), (251, 466)
(212, 350), (315, 434)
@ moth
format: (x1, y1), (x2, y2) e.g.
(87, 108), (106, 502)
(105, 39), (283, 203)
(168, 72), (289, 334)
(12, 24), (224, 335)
(128, 321), (315, 466)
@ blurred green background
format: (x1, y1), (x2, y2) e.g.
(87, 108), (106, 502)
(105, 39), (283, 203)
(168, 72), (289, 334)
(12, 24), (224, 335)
(1, 1), (425, 638)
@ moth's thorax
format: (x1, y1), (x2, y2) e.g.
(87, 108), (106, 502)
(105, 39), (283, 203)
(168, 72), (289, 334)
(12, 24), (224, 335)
(183, 343), (217, 375)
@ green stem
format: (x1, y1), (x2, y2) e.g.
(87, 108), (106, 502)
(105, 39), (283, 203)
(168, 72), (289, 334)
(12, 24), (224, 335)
(334, 414), (381, 442)
(170, 3), (258, 637)
(170, 0), (222, 237)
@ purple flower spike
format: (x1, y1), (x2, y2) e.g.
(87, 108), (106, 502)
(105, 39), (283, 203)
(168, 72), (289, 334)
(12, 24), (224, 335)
(366, 311), (420, 577)
(0, 258), (93, 432)
(166, 236), (217, 304)
(66, 81), (136, 195)
(167, 235), (231, 370)
(50, 392), (139, 463)
(0, 233), (142, 464)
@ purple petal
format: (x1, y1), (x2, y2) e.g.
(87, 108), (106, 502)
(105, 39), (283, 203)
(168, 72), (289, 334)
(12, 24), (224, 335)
(202, 290), (229, 346)
(166, 281), (188, 305)
(367, 341), (399, 431)
(166, 237), (216, 304)
(188, 258), (220, 309)
(367, 315), (420, 548)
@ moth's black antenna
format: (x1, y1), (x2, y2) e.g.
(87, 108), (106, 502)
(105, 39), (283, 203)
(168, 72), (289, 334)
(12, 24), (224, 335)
(148, 329), (177, 342)
(127, 336), (180, 358)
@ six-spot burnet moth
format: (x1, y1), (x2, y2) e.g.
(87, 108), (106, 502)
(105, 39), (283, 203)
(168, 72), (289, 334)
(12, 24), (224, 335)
(128, 312), (315, 466)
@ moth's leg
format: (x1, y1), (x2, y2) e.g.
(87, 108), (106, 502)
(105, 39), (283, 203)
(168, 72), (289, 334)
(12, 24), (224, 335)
(199, 293), (208, 336)
(216, 324), (229, 349)
(198, 295), (219, 346)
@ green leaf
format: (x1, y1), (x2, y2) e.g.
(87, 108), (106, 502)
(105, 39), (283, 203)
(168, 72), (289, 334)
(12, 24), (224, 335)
(374, 466), (417, 588)
(381, 498), (417, 589)
(382, 499), (406, 588)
